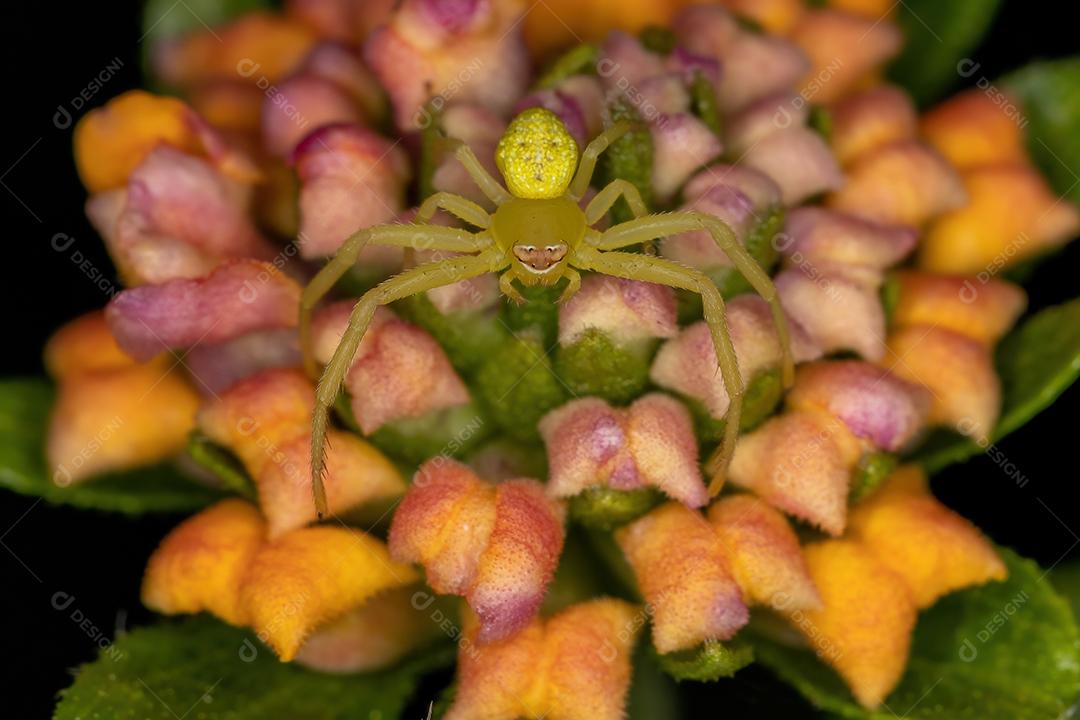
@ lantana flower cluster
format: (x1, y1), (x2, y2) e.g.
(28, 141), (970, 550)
(46, 0), (1078, 716)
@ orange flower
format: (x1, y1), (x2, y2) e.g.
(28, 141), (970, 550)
(919, 165), (1080, 274)
(891, 271), (1026, 346)
(730, 409), (861, 535)
(446, 599), (641, 720)
(788, 540), (917, 709)
(241, 525), (418, 659)
(524, 0), (692, 58)
(921, 89), (1029, 170)
(616, 503), (748, 653)
(848, 466), (1007, 608)
(790, 9), (902, 104)
(74, 90), (257, 193)
(829, 85), (918, 166)
(45, 311), (200, 487)
(142, 499), (424, 665)
(708, 494), (820, 611)
(389, 459), (565, 642)
(154, 12), (317, 90)
(198, 368), (405, 537)
(142, 499), (266, 625)
(828, 140), (967, 227)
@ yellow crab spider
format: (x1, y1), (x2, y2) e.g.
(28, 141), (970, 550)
(301, 108), (794, 516)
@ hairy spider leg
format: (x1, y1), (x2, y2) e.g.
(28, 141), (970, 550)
(592, 211), (795, 386)
(299, 225), (492, 377)
(568, 120), (633, 200)
(415, 191), (492, 227)
(572, 245), (743, 495)
(440, 138), (512, 206)
(310, 249), (509, 516)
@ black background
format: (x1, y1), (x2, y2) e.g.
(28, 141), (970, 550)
(1, 1), (1078, 717)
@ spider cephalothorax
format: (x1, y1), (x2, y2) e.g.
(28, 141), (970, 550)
(301, 107), (794, 516)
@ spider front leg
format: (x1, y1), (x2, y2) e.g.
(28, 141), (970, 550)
(310, 249), (508, 516)
(568, 121), (632, 200)
(573, 246), (742, 495)
(441, 138), (512, 206)
(300, 224), (490, 377)
(415, 191), (491, 228)
(593, 212), (794, 386)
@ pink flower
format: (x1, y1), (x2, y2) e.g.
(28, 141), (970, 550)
(539, 394), (707, 507)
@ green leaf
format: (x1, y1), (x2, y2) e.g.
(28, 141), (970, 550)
(141, 0), (271, 88)
(887, 0), (1002, 106)
(754, 548), (1080, 719)
(915, 297), (1080, 472)
(656, 640), (754, 682)
(186, 432), (256, 500)
(54, 615), (454, 720)
(628, 644), (684, 718)
(687, 368), (784, 442)
(1005, 58), (1080, 204)
(0, 378), (224, 514)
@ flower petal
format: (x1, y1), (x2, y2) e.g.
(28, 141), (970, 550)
(89, 146), (272, 286)
(891, 271), (1027, 346)
(446, 598), (640, 720)
(740, 126), (844, 206)
(782, 207), (917, 273)
(44, 310), (136, 378)
(829, 85), (918, 166)
(884, 325), (999, 443)
(364, 0), (530, 129)
(539, 395), (707, 507)
(708, 494), (820, 611)
(293, 124), (410, 261)
(828, 140), (967, 227)
(919, 165), (1080, 274)
(651, 295), (822, 419)
(241, 525), (418, 660)
(48, 362), (199, 486)
(106, 260), (301, 362)
(389, 459), (564, 641)
(849, 466), (1007, 608)
(142, 500), (266, 626)
(468, 480), (567, 642)
(313, 302), (471, 434)
(651, 113), (724, 202)
(921, 88), (1029, 170)
(294, 585), (442, 672)
(617, 502), (748, 653)
(786, 360), (930, 452)
(559, 275), (677, 347)
(790, 9), (902, 104)
(729, 410), (861, 535)
(775, 266), (886, 361)
(788, 540), (916, 709)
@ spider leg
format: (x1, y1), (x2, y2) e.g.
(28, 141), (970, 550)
(584, 178), (648, 225)
(300, 224), (492, 377)
(572, 246), (742, 496)
(311, 249), (509, 516)
(568, 120), (632, 200)
(591, 211), (794, 386)
(416, 191), (491, 228)
(441, 138), (512, 206)
(557, 267), (582, 303)
(498, 266), (526, 304)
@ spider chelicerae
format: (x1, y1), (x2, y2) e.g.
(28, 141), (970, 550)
(301, 107), (794, 516)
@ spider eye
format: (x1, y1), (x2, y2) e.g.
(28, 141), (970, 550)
(523, 245), (536, 253)
(544, 245), (561, 254)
